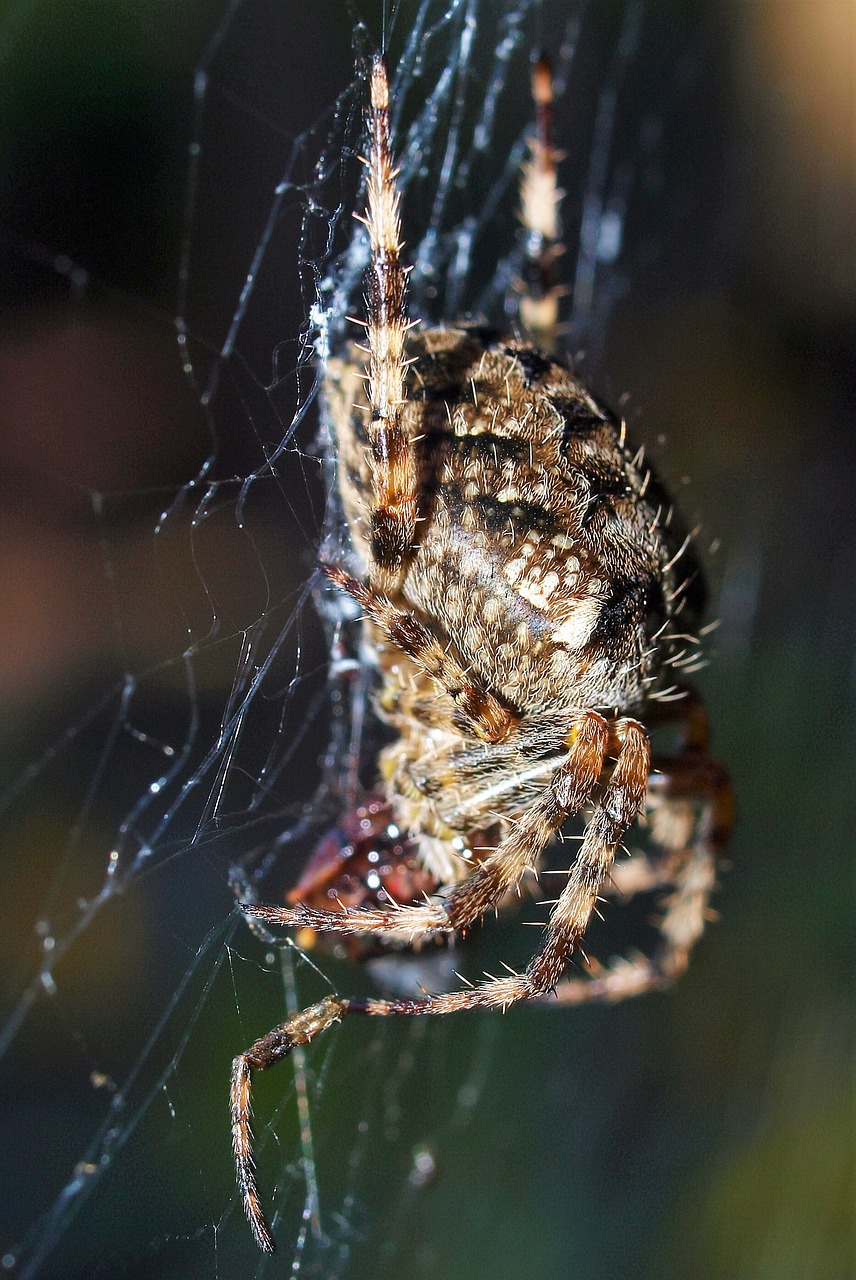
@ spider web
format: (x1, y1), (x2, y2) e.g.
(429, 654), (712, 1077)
(0, 3), (732, 1277)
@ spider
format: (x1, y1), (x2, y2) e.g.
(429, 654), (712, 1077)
(231, 52), (732, 1252)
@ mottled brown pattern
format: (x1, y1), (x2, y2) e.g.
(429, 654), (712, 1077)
(329, 328), (701, 717)
(231, 54), (731, 1254)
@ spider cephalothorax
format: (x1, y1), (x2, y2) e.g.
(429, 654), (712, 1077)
(231, 53), (731, 1253)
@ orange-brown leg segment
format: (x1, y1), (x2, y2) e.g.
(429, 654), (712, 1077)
(361, 55), (417, 588)
(550, 749), (732, 1005)
(232, 718), (649, 1250)
(519, 54), (562, 350)
(242, 711), (608, 945)
(231, 997), (344, 1253)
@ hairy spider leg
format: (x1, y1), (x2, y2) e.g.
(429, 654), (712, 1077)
(552, 747), (733, 1004)
(243, 710), (608, 942)
(361, 55), (417, 590)
(323, 564), (517, 743)
(361, 51), (563, 587)
(232, 718), (647, 1250)
(519, 55), (562, 350)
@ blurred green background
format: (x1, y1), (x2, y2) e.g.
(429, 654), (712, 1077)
(1, 2), (854, 1278)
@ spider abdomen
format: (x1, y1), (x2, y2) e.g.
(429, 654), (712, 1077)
(328, 327), (699, 718)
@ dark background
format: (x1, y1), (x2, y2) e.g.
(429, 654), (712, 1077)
(1, 2), (854, 1277)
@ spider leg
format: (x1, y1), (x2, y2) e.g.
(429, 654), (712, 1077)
(324, 564), (519, 743)
(232, 719), (648, 1250)
(645, 682), (710, 752)
(549, 749), (732, 1005)
(601, 851), (676, 900)
(519, 54), (562, 351)
(596, 685), (712, 902)
(361, 55), (417, 591)
(231, 997), (343, 1253)
(242, 711), (608, 944)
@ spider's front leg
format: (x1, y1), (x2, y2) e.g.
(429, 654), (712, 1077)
(230, 998), (342, 1253)
(232, 716), (648, 1250)
(241, 708), (608, 944)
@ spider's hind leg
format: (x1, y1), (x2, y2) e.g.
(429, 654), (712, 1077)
(549, 750), (733, 1005)
(518, 54), (563, 351)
